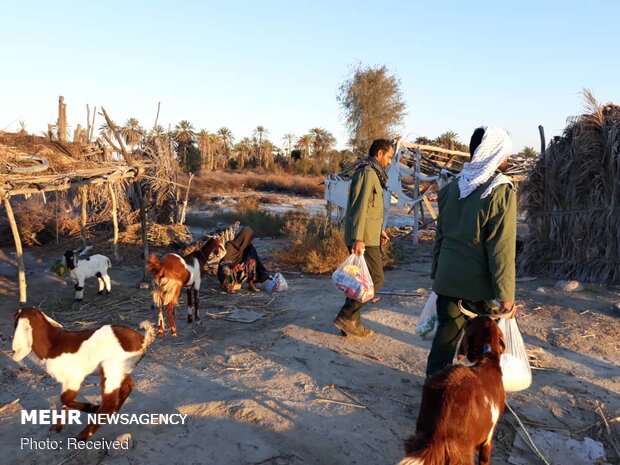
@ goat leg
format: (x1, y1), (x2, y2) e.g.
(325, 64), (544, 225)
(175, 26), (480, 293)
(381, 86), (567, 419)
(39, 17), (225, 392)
(103, 274), (111, 294)
(186, 288), (193, 323)
(96, 272), (105, 295)
(75, 390), (120, 442)
(157, 307), (165, 337)
(194, 288), (201, 325)
(74, 279), (85, 302)
(117, 374), (134, 411)
(167, 303), (177, 336)
(478, 440), (492, 465)
(51, 389), (99, 432)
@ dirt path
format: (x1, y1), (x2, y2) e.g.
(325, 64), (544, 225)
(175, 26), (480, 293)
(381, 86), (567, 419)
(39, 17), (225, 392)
(0, 240), (618, 465)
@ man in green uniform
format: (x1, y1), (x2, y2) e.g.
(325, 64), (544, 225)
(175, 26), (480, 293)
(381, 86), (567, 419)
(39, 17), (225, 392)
(427, 126), (517, 375)
(334, 139), (394, 338)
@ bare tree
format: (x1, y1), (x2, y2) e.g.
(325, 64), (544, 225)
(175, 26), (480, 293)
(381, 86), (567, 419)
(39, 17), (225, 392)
(338, 64), (406, 154)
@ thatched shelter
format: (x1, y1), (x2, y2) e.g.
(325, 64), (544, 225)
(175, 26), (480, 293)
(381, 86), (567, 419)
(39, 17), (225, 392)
(519, 93), (620, 284)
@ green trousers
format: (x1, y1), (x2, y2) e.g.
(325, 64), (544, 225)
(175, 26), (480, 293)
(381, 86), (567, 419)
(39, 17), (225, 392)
(425, 295), (498, 376)
(337, 246), (384, 323)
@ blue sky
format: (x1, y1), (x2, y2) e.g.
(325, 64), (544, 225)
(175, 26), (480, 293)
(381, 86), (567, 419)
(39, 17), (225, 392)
(2, 0), (618, 152)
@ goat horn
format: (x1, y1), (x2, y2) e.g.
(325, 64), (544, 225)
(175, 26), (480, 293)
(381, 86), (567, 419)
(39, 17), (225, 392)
(458, 300), (515, 320)
(457, 300), (479, 319)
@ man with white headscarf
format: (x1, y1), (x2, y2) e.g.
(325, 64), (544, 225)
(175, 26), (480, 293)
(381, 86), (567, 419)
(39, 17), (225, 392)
(426, 126), (517, 376)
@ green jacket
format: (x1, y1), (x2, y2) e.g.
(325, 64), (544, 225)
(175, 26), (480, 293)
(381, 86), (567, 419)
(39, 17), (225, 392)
(431, 178), (516, 301)
(344, 166), (385, 247)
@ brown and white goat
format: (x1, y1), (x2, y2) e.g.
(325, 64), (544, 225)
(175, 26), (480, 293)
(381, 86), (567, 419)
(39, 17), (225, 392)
(146, 237), (225, 337)
(12, 308), (154, 441)
(398, 317), (506, 465)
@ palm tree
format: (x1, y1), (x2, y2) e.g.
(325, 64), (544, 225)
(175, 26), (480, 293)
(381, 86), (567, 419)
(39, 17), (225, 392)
(217, 127), (235, 167)
(99, 120), (117, 137)
(415, 136), (433, 146)
(296, 134), (313, 160)
(149, 124), (167, 143)
(518, 146), (539, 158)
(198, 129), (216, 171)
(235, 137), (253, 169)
(434, 131), (459, 150)
(217, 127), (234, 152)
(310, 127), (336, 161)
(173, 120), (196, 168)
(121, 118), (144, 149)
(252, 126), (269, 166)
(282, 133), (295, 157)
(253, 126), (269, 147)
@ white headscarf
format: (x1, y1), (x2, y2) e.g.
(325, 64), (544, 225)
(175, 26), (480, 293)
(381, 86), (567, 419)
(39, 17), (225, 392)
(457, 126), (513, 199)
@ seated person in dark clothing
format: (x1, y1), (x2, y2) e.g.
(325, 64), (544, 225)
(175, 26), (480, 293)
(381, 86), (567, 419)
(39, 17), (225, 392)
(217, 228), (269, 292)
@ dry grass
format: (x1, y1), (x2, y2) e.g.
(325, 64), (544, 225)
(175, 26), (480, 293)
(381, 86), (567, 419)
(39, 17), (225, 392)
(185, 199), (290, 238)
(519, 90), (620, 284)
(188, 170), (325, 201)
(274, 213), (397, 274)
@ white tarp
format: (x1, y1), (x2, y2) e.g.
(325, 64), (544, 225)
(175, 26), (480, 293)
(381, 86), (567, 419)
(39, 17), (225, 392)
(324, 142), (422, 227)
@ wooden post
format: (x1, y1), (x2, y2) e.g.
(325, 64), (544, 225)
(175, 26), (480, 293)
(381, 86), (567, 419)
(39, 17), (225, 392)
(412, 150), (421, 246)
(108, 183), (119, 262)
(89, 106), (97, 143)
(86, 105), (91, 143)
(57, 96), (67, 143)
(3, 198), (27, 304)
(135, 182), (150, 285)
(55, 192), (60, 244)
(179, 173), (194, 225)
(81, 187), (88, 228)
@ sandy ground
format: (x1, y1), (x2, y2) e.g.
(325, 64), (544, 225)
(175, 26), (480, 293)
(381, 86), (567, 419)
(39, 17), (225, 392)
(0, 236), (619, 465)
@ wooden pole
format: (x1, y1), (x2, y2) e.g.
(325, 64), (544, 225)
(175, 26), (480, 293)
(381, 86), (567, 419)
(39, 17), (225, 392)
(134, 182), (150, 285)
(55, 192), (60, 244)
(3, 198), (27, 304)
(412, 149), (421, 246)
(179, 173), (194, 225)
(57, 96), (67, 143)
(81, 187), (88, 228)
(90, 106), (96, 143)
(86, 105), (91, 143)
(108, 183), (119, 262)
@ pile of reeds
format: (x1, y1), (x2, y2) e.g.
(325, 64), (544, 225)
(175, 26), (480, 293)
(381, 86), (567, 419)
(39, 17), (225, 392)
(118, 222), (192, 247)
(518, 92), (620, 284)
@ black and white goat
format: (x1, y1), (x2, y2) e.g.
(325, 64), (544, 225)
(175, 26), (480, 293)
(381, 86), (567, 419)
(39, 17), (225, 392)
(12, 307), (155, 441)
(63, 250), (112, 301)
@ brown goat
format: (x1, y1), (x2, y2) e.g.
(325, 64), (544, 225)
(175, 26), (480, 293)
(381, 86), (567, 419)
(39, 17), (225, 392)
(146, 237), (224, 336)
(12, 308), (154, 441)
(398, 317), (506, 465)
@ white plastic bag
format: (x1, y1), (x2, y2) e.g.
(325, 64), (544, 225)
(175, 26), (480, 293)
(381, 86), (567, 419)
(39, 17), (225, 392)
(415, 292), (438, 336)
(332, 253), (374, 303)
(498, 317), (532, 392)
(265, 272), (288, 292)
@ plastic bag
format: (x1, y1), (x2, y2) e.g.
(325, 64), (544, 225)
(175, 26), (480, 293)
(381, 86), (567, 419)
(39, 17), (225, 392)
(415, 292), (438, 336)
(332, 253), (374, 303)
(265, 272), (288, 292)
(498, 317), (532, 392)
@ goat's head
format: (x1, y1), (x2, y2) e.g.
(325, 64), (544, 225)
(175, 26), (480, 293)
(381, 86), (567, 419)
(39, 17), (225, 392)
(458, 316), (505, 363)
(12, 308), (62, 362)
(202, 237), (226, 263)
(63, 250), (77, 270)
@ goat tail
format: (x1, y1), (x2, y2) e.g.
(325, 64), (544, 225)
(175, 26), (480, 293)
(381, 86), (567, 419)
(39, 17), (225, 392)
(106, 257), (112, 269)
(397, 435), (450, 465)
(139, 320), (155, 352)
(152, 277), (181, 308)
(145, 254), (162, 276)
(396, 458), (425, 465)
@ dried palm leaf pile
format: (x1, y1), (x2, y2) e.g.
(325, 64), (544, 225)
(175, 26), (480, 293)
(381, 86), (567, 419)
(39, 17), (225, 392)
(118, 222), (192, 247)
(519, 93), (620, 284)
